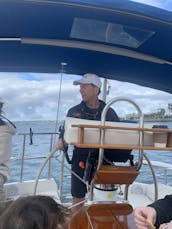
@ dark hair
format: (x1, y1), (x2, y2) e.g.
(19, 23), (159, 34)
(0, 195), (70, 229)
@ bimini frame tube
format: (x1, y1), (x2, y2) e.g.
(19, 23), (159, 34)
(97, 97), (144, 171)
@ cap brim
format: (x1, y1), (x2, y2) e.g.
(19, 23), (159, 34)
(73, 80), (81, 85)
(73, 79), (89, 85)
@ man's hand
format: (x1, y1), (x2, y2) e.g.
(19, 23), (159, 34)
(134, 206), (156, 229)
(56, 138), (64, 150)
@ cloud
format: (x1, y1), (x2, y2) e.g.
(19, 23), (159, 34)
(0, 73), (82, 121)
(131, 0), (172, 10)
(0, 72), (171, 121)
(107, 80), (172, 117)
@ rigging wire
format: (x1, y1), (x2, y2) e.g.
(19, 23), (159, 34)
(52, 62), (67, 145)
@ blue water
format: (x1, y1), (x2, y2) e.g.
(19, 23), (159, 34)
(9, 122), (58, 177)
(136, 121), (172, 185)
(7, 121), (172, 196)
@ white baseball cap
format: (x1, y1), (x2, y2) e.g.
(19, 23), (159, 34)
(73, 73), (102, 88)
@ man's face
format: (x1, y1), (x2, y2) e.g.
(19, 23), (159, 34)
(79, 84), (99, 102)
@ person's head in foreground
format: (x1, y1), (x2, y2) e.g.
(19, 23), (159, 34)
(0, 195), (70, 229)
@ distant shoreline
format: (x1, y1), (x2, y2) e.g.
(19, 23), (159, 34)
(138, 117), (172, 122)
(13, 118), (172, 123)
(144, 119), (172, 122)
(120, 117), (172, 123)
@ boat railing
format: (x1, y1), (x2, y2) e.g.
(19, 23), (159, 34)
(9, 131), (73, 202)
(142, 158), (172, 185)
(15, 131), (58, 182)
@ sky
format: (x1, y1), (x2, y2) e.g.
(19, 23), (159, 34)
(0, 0), (172, 122)
(0, 72), (171, 121)
(131, 0), (172, 9)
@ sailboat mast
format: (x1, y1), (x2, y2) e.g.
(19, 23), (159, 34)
(102, 78), (107, 102)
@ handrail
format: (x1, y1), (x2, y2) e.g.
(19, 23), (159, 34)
(71, 124), (172, 133)
(143, 153), (158, 201)
(71, 124), (172, 150)
(98, 97), (144, 170)
(20, 134), (26, 182)
(70, 143), (172, 151)
(86, 97), (143, 170)
(88, 97), (144, 201)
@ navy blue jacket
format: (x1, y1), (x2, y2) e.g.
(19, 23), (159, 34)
(149, 195), (172, 227)
(67, 100), (119, 121)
